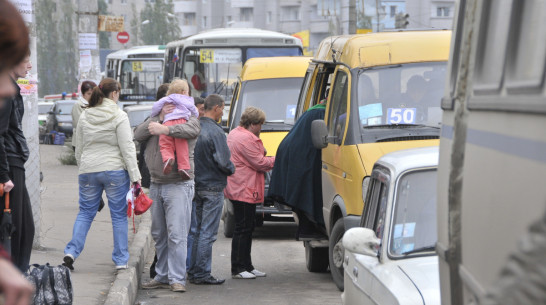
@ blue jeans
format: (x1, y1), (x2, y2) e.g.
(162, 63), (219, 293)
(186, 200), (197, 268)
(188, 189), (224, 280)
(150, 180), (194, 285)
(65, 170), (130, 266)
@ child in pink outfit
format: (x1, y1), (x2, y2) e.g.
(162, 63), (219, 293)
(151, 93), (199, 178)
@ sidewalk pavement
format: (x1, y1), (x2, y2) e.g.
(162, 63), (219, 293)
(33, 144), (152, 305)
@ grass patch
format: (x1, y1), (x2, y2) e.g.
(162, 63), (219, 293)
(58, 149), (77, 165)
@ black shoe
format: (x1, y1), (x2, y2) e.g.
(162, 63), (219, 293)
(63, 254), (74, 271)
(193, 276), (225, 285)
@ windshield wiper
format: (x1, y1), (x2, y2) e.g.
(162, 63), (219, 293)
(401, 245), (435, 256)
(363, 124), (440, 129)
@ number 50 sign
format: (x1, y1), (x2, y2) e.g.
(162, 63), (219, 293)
(387, 108), (416, 124)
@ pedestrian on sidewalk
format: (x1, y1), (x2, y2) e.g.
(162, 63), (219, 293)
(63, 78), (142, 271)
(187, 94), (234, 285)
(147, 83), (170, 280)
(136, 81), (200, 293)
(0, 47), (34, 272)
(225, 107), (275, 279)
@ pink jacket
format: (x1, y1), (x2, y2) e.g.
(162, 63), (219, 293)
(224, 126), (275, 204)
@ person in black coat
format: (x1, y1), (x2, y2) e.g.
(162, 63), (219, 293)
(0, 50), (35, 272)
(268, 103), (327, 240)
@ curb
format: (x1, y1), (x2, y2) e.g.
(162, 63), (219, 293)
(104, 211), (152, 305)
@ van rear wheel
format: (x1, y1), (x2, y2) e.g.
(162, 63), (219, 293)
(329, 218), (345, 291)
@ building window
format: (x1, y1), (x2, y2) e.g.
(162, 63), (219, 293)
(240, 7), (253, 22)
(107, 0), (113, 4)
(390, 6), (396, 17)
(281, 6), (300, 21)
(437, 6), (451, 17)
(203, 16), (207, 27)
(184, 12), (196, 26)
(267, 11), (272, 24)
(121, 0), (127, 4)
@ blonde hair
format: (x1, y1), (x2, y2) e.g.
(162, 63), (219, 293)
(167, 78), (189, 95)
(240, 107), (266, 128)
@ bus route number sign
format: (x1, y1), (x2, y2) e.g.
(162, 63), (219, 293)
(132, 62), (143, 72)
(200, 50), (214, 63)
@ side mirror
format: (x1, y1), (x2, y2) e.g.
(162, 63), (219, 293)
(311, 119), (328, 149)
(342, 227), (380, 257)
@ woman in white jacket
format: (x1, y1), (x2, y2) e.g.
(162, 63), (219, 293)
(63, 78), (141, 271)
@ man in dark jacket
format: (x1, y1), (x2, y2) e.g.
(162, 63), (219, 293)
(0, 52), (35, 271)
(187, 94), (235, 285)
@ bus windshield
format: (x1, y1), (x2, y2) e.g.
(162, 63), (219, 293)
(183, 48), (243, 102)
(119, 59), (163, 101)
(232, 77), (304, 130)
(357, 62), (447, 130)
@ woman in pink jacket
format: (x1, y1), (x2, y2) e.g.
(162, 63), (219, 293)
(225, 107), (275, 279)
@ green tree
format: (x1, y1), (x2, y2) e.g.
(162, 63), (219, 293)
(140, 0), (181, 45)
(57, 0), (78, 93)
(98, 0), (111, 49)
(36, 0), (60, 95)
(130, 3), (140, 45)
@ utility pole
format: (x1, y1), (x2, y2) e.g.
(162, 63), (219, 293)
(9, 0), (42, 248)
(348, 0), (357, 34)
(77, 0), (101, 85)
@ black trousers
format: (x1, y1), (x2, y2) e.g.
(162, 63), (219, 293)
(1, 166), (35, 272)
(231, 200), (256, 275)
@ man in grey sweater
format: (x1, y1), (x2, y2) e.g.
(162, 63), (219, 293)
(135, 102), (200, 293)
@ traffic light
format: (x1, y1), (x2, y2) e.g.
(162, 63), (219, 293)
(395, 13), (409, 29)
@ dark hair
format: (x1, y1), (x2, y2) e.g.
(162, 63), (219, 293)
(204, 94), (223, 111)
(194, 96), (204, 106)
(0, 0), (30, 73)
(88, 78), (120, 108)
(156, 83), (170, 100)
(81, 80), (97, 95)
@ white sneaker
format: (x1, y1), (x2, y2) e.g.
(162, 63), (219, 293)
(115, 264), (128, 270)
(232, 271), (256, 279)
(250, 269), (266, 277)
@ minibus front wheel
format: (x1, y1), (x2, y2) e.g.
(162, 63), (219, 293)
(329, 218), (345, 291)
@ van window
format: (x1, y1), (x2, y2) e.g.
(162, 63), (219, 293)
(327, 70), (349, 144)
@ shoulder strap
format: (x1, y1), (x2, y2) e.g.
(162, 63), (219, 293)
(47, 264), (60, 304)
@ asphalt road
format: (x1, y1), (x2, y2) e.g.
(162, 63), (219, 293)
(136, 221), (342, 305)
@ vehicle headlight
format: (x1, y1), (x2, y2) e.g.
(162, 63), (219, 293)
(362, 176), (371, 204)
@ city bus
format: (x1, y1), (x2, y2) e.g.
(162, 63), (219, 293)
(163, 28), (303, 122)
(105, 45), (165, 108)
(437, 1), (546, 304)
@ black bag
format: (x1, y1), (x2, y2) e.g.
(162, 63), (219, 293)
(24, 263), (73, 305)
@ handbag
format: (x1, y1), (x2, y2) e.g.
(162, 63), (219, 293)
(126, 183), (153, 232)
(24, 263), (73, 305)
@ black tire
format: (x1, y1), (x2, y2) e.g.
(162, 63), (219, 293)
(223, 211), (235, 238)
(305, 241), (329, 272)
(329, 218), (345, 291)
